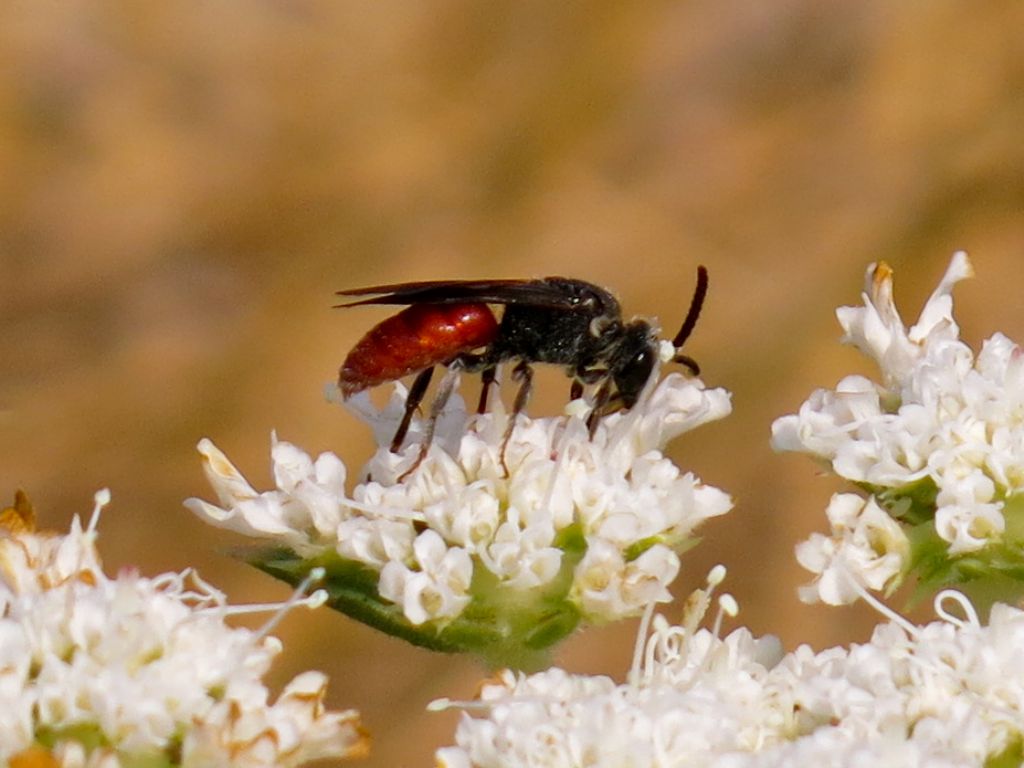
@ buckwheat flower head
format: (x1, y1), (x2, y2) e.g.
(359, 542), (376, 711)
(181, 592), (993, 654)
(435, 579), (1024, 767)
(186, 371), (732, 665)
(773, 253), (1024, 597)
(0, 490), (368, 767)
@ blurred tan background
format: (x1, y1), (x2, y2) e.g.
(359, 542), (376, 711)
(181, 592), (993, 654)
(2, 2), (1023, 765)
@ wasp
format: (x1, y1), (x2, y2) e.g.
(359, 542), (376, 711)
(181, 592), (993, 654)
(336, 266), (708, 476)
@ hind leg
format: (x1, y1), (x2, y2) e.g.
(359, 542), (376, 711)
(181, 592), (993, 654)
(397, 365), (461, 480)
(391, 367), (434, 452)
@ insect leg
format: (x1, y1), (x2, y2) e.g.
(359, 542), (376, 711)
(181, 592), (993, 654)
(499, 361), (533, 476)
(452, 352), (494, 414)
(585, 378), (613, 436)
(391, 367), (435, 452)
(397, 365), (461, 481)
(571, 366), (607, 411)
(477, 366), (497, 414)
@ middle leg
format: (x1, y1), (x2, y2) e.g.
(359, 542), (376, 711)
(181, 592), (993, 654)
(499, 360), (533, 476)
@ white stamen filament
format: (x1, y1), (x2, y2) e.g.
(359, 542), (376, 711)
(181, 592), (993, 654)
(88, 488), (110, 533)
(212, 567), (329, 641)
(711, 593), (738, 640)
(839, 556), (920, 638)
(933, 588), (980, 629)
(630, 600), (659, 686)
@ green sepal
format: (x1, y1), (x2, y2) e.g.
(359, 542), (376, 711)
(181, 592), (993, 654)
(904, 496), (1024, 611)
(243, 524), (591, 670)
(37, 724), (107, 752)
(858, 477), (938, 526)
(120, 754), (177, 768)
(1002, 493), (1024, 543)
(984, 734), (1023, 768)
(35, 727), (177, 768)
(624, 534), (699, 563)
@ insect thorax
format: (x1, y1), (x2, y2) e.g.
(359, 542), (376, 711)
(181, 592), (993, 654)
(489, 306), (621, 369)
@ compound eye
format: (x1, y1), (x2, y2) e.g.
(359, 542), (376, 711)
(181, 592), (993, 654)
(615, 348), (655, 408)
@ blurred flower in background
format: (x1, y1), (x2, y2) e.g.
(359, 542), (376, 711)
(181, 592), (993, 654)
(0, 490), (367, 767)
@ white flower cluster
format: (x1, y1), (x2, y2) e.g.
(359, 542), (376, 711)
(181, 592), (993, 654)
(0, 491), (367, 767)
(187, 373), (732, 627)
(436, 590), (1024, 768)
(773, 253), (1024, 601)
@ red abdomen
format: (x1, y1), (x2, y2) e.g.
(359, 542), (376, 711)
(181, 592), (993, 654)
(339, 303), (499, 396)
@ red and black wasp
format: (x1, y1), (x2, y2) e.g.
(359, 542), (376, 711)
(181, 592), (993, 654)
(336, 266), (708, 476)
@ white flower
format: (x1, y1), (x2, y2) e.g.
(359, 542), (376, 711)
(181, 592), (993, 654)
(933, 471), (1006, 554)
(335, 516), (415, 567)
(0, 492), (367, 767)
(378, 530), (473, 625)
(773, 253), (1024, 563)
(188, 372), (733, 629)
(436, 586), (1024, 767)
(795, 494), (910, 605)
(834, 252), (972, 388)
(571, 540), (680, 619)
(478, 514), (562, 590)
(185, 435), (351, 553)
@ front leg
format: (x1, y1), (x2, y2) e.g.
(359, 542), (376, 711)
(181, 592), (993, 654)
(585, 378), (613, 436)
(570, 365), (607, 402)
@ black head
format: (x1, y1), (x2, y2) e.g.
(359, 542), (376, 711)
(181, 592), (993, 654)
(611, 320), (659, 408)
(611, 266), (708, 408)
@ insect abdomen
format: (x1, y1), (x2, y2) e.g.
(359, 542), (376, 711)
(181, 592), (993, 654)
(339, 303), (498, 396)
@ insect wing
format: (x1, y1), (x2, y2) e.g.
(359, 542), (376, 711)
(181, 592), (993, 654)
(335, 278), (584, 311)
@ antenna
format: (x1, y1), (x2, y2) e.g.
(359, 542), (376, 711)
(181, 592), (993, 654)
(672, 265), (708, 348)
